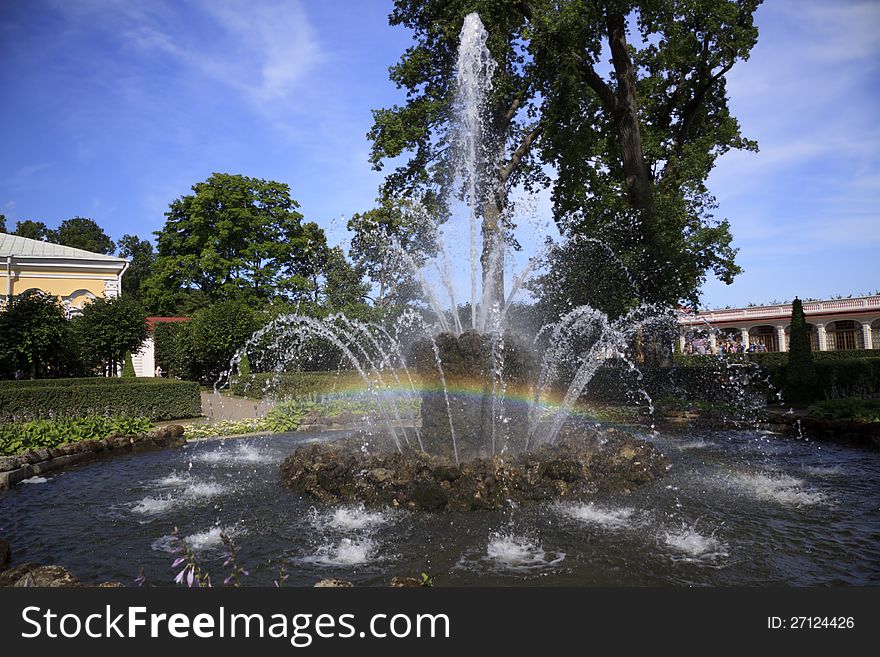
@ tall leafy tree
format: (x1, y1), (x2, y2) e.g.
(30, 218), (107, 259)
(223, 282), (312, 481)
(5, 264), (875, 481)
(142, 173), (325, 314)
(348, 197), (436, 309)
(117, 234), (155, 301)
(321, 246), (371, 310)
(0, 290), (71, 379)
(13, 220), (51, 242)
(0, 214), (6, 232)
(184, 300), (261, 384)
(72, 296), (148, 377)
(51, 217), (115, 254)
(369, 0), (760, 313)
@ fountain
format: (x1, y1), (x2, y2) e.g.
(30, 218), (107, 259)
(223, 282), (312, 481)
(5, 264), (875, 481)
(225, 13), (670, 510)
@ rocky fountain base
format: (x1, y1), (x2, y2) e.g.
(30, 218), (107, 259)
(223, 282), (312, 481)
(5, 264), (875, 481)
(280, 423), (667, 511)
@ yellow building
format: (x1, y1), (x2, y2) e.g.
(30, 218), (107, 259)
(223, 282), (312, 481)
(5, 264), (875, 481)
(0, 232), (128, 316)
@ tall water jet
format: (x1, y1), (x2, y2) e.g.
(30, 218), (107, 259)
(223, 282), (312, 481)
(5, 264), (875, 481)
(453, 12), (501, 328)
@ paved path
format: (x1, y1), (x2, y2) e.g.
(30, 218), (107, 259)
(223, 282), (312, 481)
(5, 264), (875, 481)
(198, 391), (275, 422)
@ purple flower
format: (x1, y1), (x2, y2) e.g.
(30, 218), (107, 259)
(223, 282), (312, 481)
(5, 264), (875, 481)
(175, 567), (187, 585)
(172, 557), (186, 568)
(186, 567), (195, 587)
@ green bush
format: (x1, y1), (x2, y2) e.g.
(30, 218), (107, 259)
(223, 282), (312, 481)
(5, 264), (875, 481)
(154, 321), (194, 380)
(675, 349), (878, 368)
(230, 370), (363, 399)
(784, 299), (818, 406)
(0, 379), (202, 422)
(0, 416), (153, 455)
(0, 377), (161, 388)
(814, 358), (880, 400)
(122, 352), (136, 378)
(808, 398), (880, 422)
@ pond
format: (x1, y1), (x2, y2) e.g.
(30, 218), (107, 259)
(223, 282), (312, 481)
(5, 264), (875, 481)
(1, 428), (877, 586)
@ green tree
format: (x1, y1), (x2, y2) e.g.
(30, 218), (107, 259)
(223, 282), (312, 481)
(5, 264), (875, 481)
(0, 290), (70, 379)
(185, 300), (261, 384)
(117, 234), (155, 301)
(13, 220), (51, 241)
(369, 0), (759, 313)
(0, 214), (6, 232)
(348, 197), (436, 309)
(322, 246), (371, 311)
(142, 173), (324, 314)
(122, 351), (137, 377)
(784, 297), (817, 406)
(51, 217), (115, 254)
(72, 297), (148, 377)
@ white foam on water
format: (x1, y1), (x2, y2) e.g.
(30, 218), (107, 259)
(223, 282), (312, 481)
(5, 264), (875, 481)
(300, 537), (377, 567)
(20, 476), (48, 484)
(184, 525), (240, 551)
(662, 525), (728, 562)
(155, 472), (190, 487)
(733, 472), (828, 506)
(677, 439), (714, 451)
(327, 505), (393, 531)
(194, 443), (272, 465)
(801, 465), (845, 477)
(132, 496), (177, 515)
(554, 502), (635, 529)
(133, 478), (226, 516)
(151, 525), (241, 554)
(483, 533), (565, 572)
(184, 481), (228, 498)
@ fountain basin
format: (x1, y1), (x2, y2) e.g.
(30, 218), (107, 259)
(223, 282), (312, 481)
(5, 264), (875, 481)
(280, 425), (667, 511)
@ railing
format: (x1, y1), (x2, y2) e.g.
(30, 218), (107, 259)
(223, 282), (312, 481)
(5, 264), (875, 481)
(678, 296), (880, 325)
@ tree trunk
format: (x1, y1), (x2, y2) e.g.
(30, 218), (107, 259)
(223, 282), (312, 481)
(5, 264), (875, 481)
(481, 190), (505, 314)
(605, 9), (653, 213)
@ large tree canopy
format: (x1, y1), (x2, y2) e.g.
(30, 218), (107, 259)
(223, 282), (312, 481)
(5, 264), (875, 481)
(369, 0), (760, 314)
(12, 220), (51, 242)
(52, 217), (116, 254)
(142, 173), (329, 314)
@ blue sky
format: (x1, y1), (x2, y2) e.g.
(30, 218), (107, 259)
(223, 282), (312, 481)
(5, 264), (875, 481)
(1, 0), (877, 310)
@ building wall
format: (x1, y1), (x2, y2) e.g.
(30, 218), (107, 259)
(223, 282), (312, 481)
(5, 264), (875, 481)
(678, 296), (880, 354)
(1, 267), (120, 314)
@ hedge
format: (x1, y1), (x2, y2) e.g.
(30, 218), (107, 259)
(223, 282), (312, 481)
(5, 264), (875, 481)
(230, 371), (363, 399)
(675, 349), (878, 368)
(0, 379), (202, 422)
(0, 377), (165, 389)
(583, 357), (880, 406)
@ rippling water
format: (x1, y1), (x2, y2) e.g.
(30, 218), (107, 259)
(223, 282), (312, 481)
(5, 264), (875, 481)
(1, 428), (878, 586)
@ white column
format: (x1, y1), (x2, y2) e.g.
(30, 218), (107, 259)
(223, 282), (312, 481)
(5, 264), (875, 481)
(740, 327), (750, 351)
(861, 322), (873, 350)
(708, 332), (718, 354)
(776, 325), (787, 352)
(816, 323), (827, 351)
(677, 333), (686, 353)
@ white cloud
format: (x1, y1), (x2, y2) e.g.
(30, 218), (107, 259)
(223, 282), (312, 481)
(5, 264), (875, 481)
(53, 0), (321, 108)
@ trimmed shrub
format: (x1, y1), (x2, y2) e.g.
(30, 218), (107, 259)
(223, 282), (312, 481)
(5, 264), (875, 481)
(122, 352), (136, 378)
(0, 377), (160, 388)
(229, 370), (362, 399)
(814, 358), (880, 400)
(808, 398), (880, 422)
(154, 321), (194, 380)
(675, 349), (878, 368)
(0, 379), (202, 422)
(784, 298), (817, 406)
